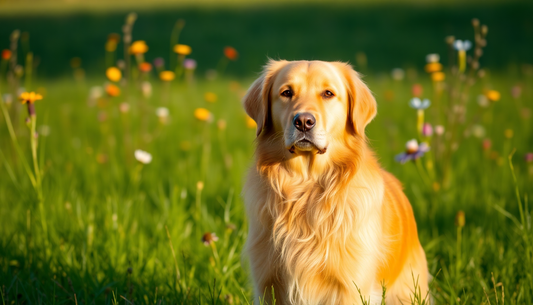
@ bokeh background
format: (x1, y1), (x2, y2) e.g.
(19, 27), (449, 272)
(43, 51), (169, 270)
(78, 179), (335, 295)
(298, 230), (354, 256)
(1, 0), (532, 304)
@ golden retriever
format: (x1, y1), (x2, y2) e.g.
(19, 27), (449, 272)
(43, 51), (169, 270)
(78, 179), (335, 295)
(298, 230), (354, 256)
(242, 60), (429, 305)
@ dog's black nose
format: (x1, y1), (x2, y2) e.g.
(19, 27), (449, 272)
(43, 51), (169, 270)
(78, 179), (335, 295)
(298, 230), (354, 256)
(293, 113), (316, 132)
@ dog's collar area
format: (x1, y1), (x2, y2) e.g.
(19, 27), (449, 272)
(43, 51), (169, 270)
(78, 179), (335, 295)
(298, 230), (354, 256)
(287, 146), (327, 154)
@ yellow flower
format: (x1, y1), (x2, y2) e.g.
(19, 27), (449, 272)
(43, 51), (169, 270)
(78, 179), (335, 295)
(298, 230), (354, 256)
(246, 116), (257, 129)
(485, 90), (500, 102)
(431, 72), (445, 82)
(173, 44), (192, 55)
(106, 67), (122, 82)
(159, 71), (175, 82)
(19, 92), (43, 104)
(194, 108), (212, 122)
(129, 40), (148, 55)
(455, 211), (465, 227)
(105, 84), (121, 97)
(204, 92), (218, 103)
(424, 62), (442, 73)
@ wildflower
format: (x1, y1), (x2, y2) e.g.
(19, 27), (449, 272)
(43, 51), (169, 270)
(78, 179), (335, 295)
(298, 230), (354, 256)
(453, 40), (472, 72)
(217, 119), (227, 130)
(425, 53), (440, 63)
(504, 129), (513, 139)
(391, 68), (405, 81)
(88, 86), (102, 106)
(173, 44), (192, 56)
(19, 91), (42, 105)
(1, 49), (11, 60)
(411, 84), (423, 97)
(409, 98), (430, 110)
(395, 139), (430, 164)
(204, 92), (217, 103)
(119, 102), (130, 113)
(485, 90), (500, 102)
(141, 81), (152, 98)
(159, 71), (175, 82)
(116, 59), (126, 70)
(153, 57), (165, 69)
(194, 108), (213, 122)
(129, 40), (148, 55)
(106, 67), (122, 82)
(183, 59), (197, 70)
(156, 107), (169, 124)
(139, 62), (152, 73)
(134, 149), (152, 164)
(202, 232), (219, 246)
(107, 33), (120, 43)
(224, 46), (238, 60)
(455, 211), (465, 227)
(431, 72), (445, 82)
(246, 116), (257, 129)
(421, 123), (433, 137)
(471, 125), (485, 138)
(105, 39), (118, 53)
(511, 86), (522, 99)
(105, 84), (121, 97)
(482, 139), (491, 151)
(477, 95), (489, 107)
(525, 153), (533, 163)
(425, 62), (442, 73)
(197, 181), (204, 191)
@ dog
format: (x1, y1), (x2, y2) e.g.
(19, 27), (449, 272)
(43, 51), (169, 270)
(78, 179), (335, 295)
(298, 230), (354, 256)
(242, 60), (429, 305)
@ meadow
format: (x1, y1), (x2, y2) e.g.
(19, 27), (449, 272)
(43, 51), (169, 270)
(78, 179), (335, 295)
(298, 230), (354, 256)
(1, 2), (533, 304)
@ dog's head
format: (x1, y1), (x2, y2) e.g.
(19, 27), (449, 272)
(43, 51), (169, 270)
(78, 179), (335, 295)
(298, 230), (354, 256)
(243, 60), (376, 156)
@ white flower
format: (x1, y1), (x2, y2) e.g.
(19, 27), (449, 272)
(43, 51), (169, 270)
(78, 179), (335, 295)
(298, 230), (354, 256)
(435, 125), (445, 136)
(134, 149), (152, 164)
(477, 94), (489, 107)
(156, 107), (169, 118)
(409, 97), (431, 110)
(453, 40), (472, 51)
(141, 81), (152, 99)
(426, 53), (440, 63)
(406, 139), (419, 153)
(471, 125), (485, 138)
(391, 68), (405, 81)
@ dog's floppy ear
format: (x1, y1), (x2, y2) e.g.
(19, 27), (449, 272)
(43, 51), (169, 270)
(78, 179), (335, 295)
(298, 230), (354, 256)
(335, 62), (377, 137)
(243, 59), (288, 137)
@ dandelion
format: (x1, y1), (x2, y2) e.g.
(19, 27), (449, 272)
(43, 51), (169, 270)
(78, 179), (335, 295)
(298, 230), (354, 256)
(395, 139), (430, 164)
(194, 108), (213, 122)
(431, 72), (445, 82)
(106, 67), (122, 82)
(453, 40), (472, 72)
(129, 40), (148, 55)
(1, 49), (11, 60)
(202, 232), (219, 246)
(197, 181), (204, 191)
(223, 46), (238, 60)
(421, 123), (433, 137)
(183, 59), (197, 70)
(139, 62), (152, 73)
(134, 149), (152, 164)
(156, 107), (169, 124)
(425, 54), (442, 73)
(204, 92), (217, 103)
(105, 84), (120, 97)
(19, 92), (43, 116)
(485, 90), (500, 102)
(159, 71), (175, 82)
(391, 68), (405, 81)
(173, 44), (192, 56)
(141, 81), (152, 99)
(246, 116), (257, 129)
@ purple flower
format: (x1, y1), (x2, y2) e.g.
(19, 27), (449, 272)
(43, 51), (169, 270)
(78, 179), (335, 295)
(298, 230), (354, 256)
(153, 57), (165, 69)
(395, 139), (430, 164)
(183, 58), (197, 70)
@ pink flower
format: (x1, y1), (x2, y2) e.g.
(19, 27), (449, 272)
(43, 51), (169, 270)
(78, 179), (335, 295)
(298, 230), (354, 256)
(421, 123), (433, 137)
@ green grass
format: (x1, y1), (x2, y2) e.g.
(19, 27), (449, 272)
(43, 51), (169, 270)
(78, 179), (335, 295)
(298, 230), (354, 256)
(0, 69), (532, 303)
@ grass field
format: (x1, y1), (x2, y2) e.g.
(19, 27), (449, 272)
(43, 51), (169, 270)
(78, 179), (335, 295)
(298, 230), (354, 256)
(1, 3), (533, 305)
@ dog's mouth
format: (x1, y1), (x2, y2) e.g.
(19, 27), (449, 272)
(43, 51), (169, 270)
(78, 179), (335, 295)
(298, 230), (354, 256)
(288, 137), (327, 154)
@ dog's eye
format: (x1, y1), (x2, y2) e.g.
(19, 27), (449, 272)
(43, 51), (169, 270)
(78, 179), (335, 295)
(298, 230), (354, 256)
(323, 90), (335, 98)
(281, 90), (293, 98)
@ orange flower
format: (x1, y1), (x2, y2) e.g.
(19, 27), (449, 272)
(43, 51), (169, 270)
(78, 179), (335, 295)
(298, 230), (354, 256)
(431, 72), (445, 82)
(485, 90), (500, 102)
(224, 46), (238, 60)
(159, 71), (175, 82)
(105, 84), (121, 97)
(19, 92), (43, 104)
(424, 62), (442, 73)
(194, 108), (212, 122)
(1, 49), (11, 60)
(139, 62), (152, 73)
(173, 44), (192, 55)
(106, 67), (122, 82)
(129, 40), (148, 55)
